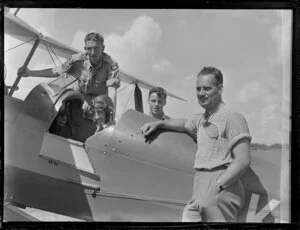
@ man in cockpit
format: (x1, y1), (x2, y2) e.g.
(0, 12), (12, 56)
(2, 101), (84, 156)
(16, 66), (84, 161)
(17, 32), (120, 117)
(148, 87), (170, 120)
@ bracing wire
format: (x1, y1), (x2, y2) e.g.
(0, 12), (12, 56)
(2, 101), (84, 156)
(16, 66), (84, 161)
(43, 40), (57, 67)
(121, 84), (135, 116)
(114, 82), (134, 121)
(5, 37), (36, 53)
(117, 82), (132, 94)
(48, 45), (63, 64)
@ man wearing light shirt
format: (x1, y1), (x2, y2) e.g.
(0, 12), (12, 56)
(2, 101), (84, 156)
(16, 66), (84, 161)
(141, 66), (251, 222)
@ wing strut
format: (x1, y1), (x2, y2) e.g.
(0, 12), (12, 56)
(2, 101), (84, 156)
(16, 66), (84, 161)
(14, 8), (21, 16)
(8, 38), (40, 96)
(134, 83), (144, 113)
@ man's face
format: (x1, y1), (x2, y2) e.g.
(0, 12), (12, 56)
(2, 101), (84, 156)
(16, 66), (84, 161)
(85, 40), (104, 64)
(148, 93), (166, 116)
(196, 74), (222, 109)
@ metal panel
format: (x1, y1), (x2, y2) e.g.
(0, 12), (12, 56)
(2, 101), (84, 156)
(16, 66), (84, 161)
(4, 96), (23, 123)
(4, 165), (183, 222)
(105, 109), (197, 174)
(39, 133), (98, 178)
(5, 121), (99, 191)
(15, 84), (59, 131)
(85, 109), (196, 202)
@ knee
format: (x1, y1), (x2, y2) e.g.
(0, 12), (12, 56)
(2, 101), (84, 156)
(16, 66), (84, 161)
(181, 202), (203, 222)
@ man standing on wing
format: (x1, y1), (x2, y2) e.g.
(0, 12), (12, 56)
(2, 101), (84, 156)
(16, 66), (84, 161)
(17, 32), (120, 116)
(140, 66), (251, 222)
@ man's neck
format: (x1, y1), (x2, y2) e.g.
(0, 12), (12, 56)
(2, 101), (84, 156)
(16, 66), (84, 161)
(205, 100), (224, 118)
(151, 111), (164, 120)
(90, 56), (102, 68)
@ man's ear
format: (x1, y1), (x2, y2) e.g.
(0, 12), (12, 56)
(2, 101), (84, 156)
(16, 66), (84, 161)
(102, 44), (105, 51)
(163, 99), (166, 106)
(218, 84), (223, 95)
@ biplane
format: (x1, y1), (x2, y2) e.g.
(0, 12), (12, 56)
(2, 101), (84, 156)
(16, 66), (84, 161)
(3, 8), (290, 222)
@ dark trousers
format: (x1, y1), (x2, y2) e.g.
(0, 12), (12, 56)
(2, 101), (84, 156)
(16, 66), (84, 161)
(182, 167), (245, 222)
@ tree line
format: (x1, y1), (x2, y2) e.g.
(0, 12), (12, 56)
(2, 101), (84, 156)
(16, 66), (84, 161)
(250, 142), (289, 150)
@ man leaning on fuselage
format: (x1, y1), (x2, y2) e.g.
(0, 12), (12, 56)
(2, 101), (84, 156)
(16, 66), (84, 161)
(141, 66), (251, 222)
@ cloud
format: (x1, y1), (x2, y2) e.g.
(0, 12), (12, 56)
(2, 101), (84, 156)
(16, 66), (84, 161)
(258, 103), (287, 144)
(236, 81), (277, 105)
(153, 58), (171, 73)
(104, 15), (162, 76)
(71, 30), (87, 51)
(245, 102), (288, 145)
(233, 79), (290, 144)
(94, 15), (164, 119)
(152, 58), (179, 77)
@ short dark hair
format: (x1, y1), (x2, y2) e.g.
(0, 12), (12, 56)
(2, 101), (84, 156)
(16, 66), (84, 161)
(85, 32), (104, 44)
(148, 87), (167, 100)
(197, 66), (223, 86)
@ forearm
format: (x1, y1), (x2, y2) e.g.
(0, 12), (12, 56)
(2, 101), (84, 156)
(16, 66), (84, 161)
(218, 158), (250, 189)
(28, 68), (59, 78)
(108, 86), (117, 112)
(159, 118), (188, 133)
(218, 140), (251, 189)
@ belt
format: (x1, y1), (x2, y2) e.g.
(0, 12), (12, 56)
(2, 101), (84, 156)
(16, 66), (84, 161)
(196, 164), (228, 172)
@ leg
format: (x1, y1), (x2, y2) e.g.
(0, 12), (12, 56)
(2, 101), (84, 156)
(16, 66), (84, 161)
(181, 172), (204, 222)
(182, 199), (203, 222)
(187, 169), (245, 222)
(204, 179), (245, 222)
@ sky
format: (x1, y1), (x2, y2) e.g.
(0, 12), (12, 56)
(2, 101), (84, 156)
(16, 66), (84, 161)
(4, 8), (291, 145)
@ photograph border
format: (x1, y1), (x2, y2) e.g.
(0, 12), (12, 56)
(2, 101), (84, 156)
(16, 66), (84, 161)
(1, 0), (300, 229)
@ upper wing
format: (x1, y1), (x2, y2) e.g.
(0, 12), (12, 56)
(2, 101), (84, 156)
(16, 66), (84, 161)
(4, 8), (186, 102)
(118, 71), (187, 102)
(4, 9), (80, 58)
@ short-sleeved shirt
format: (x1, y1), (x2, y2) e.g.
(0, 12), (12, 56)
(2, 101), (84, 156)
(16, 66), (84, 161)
(55, 52), (119, 99)
(185, 103), (251, 170)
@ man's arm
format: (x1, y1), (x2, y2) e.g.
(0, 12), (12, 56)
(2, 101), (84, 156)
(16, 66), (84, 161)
(216, 112), (252, 191)
(107, 69), (119, 112)
(216, 138), (251, 190)
(17, 67), (60, 78)
(140, 118), (190, 137)
(17, 54), (80, 78)
(106, 60), (120, 112)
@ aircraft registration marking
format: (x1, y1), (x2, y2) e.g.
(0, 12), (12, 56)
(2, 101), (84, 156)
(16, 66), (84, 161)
(246, 193), (280, 222)
(48, 159), (58, 166)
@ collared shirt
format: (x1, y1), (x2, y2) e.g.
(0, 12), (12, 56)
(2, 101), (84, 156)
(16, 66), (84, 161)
(55, 52), (119, 99)
(149, 112), (170, 120)
(185, 103), (252, 170)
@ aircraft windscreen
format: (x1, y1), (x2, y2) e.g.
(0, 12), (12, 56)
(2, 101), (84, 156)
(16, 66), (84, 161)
(47, 74), (78, 96)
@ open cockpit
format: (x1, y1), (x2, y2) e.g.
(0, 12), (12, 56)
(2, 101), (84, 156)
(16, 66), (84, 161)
(49, 97), (96, 142)
(49, 92), (115, 143)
